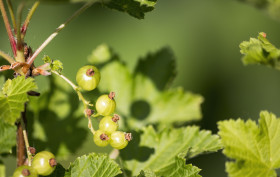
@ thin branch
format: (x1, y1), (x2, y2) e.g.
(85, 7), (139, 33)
(21, 118), (32, 166)
(26, 2), (94, 66)
(51, 71), (95, 134)
(0, 50), (15, 64)
(16, 2), (24, 51)
(21, 1), (40, 37)
(6, 0), (17, 32)
(0, 0), (17, 56)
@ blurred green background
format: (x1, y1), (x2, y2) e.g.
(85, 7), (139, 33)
(2, 0), (280, 176)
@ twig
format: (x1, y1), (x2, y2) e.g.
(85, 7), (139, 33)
(26, 2), (94, 66)
(51, 71), (95, 134)
(0, 0), (17, 56)
(6, 0), (17, 32)
(21, 117), (32, 166)
(0, 50), (15, 64)
(21, 1), (40, 37)
(16, 2), (24, 51)
(109, 149), (120, 159)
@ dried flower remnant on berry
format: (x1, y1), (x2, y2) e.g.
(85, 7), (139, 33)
(112, 114), (120, 122)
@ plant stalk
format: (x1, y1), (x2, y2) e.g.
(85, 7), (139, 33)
(0, 50), (15, 64)
(16, 107), (27, 166)
(0, 0), (17, 56)
(6, 0), (17, 32)
(26, 2), (94, 66)
(21, 1), (40, 37)
(51, 71), (95, 134)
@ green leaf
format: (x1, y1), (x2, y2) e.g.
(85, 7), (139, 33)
(156, 156), (201, 177)
(0, 76), (37, 125)
(43, 55), (63, 74)
(99, 47), (203, 129)
(121, 126), (222, 176)
(239, 32), (280, 69)
(218, 111), (280, 177)
(31, 0), (156, 19)
(0, 121), (16, 154)
(66, 153), (122, 177)
(137, 169), (157, 177)
(88, 44), (112, 64)
(103, 0), (157, 19)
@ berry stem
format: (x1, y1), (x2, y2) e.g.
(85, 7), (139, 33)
(109, 149), (120, 160)
(51, 71), (96, 134)
(0, 0), (17, 56)
(0, 50), (15, 64)
(6, 0), (17, 32)
(26, 1), (95, 66)
(15, 2), (24, 61)
(20, 114), (32, 166)
(21, 1), (40, 37)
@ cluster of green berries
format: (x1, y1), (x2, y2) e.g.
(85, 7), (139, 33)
(76, 65), (132, 149)
(94, 114), (132, 149)
(13, 150), (56, 177)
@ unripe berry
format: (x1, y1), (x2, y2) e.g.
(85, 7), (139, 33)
(31, 151), (56, 176)
(110, 131), (132, 150)
(13, 166), (38, 177)
(93, 130), (110, 147)
(76, 65), (101, 91)
(95, 92), (116, 116)
(99, 114), (120, 134)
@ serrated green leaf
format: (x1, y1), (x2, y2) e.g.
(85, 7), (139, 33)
(156, 156), (201, 177)
(66, 153), (122, 177)
(43, 55), (63, 74)
(134, 47), (176, 90)
(29, 0), (156, 19)
(0, 76), (37, 125)
(99, 48), (203, 129)
(88, 44), (112, 64)
(0, 121), (16, 154)
(121, 126), (222, 176)
(137, 169), (157, 177)
(239, 32), (280, 69)
(103, 0), (157, 19)
(218, 111), (280, 177)
(43, 55), (52, 64)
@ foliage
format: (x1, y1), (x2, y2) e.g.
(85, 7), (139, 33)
(240, 32), (280, 69)
(0, 76), (37, 125)
(120, 126), (222, 176)
(218, 111), (280, 177)
(92, 46), (203, 129)
(36, 0), (157, 19)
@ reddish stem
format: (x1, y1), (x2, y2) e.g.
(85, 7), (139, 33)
(0, 0), (17, 57)
(17, 105), (27, 166)
(16, 122), (25, 166)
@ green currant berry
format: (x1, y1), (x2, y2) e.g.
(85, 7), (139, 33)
(13, 165), (38, 177)
(31, 151), (57, 176)
(99, 114), (120, 134)
(93, 130), (110, 147)
(110, 131), (132, 150)
(76, 65), (101, 91)
(96, 92), (116, 116)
